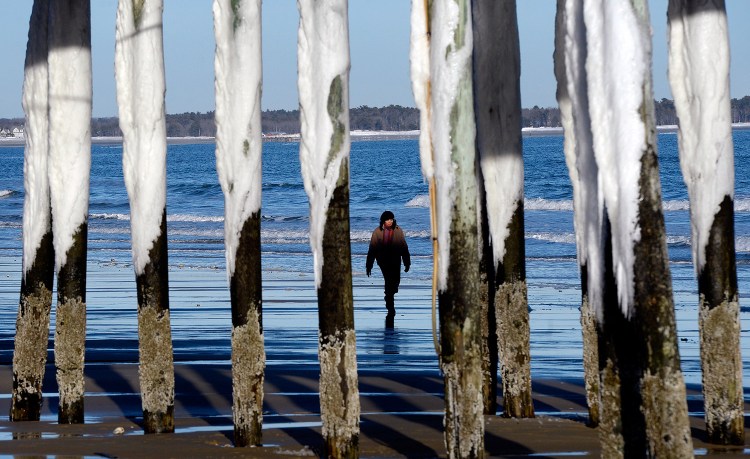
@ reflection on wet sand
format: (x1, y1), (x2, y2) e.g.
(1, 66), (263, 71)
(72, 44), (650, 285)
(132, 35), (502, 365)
(383, 322), (400, 357)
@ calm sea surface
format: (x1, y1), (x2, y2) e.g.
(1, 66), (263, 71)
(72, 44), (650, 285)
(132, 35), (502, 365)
(1, 132), (749, 385)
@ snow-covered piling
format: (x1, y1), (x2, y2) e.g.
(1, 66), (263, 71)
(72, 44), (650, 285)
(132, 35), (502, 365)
(297, 1), (359, 457)
(553, 0), (600, 427)
(47, 0), (92, 424)
(667, 0), (744, 445)
(412, 0), (485, 455)
(472, 0), (533, 419)
(584, 0), (693, 456)
(11, 0), (54, 423)
(115, 0), (175, 434)
(213, 0), (265, 447)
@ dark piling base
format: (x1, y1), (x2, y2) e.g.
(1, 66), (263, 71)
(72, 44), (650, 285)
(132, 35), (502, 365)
(143, 407), (175, 434)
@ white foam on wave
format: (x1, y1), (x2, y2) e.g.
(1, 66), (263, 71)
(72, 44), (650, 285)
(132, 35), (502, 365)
(91, 213), (130, 220)
(405, 194), (430, 208)
(525, 197), (573, 211)
(169, 214), (223, 223)
(527, 232), (576, 244)
(90, 213), (224, 223)
(734, 198), (750, 212)
(736, 236), (750, 252)
(662, 200), (690, 211)
(407, 195), (750, 214)
(0, 190), (13, 198)
(666, 235), (691, 246)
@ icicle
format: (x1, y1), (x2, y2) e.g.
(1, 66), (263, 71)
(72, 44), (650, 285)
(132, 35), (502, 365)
(584, 0), (648, 319)
(554, 0), (600, 426)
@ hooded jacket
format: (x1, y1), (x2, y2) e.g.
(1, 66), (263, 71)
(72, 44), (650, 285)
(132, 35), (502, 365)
(366, 219), (410, 273)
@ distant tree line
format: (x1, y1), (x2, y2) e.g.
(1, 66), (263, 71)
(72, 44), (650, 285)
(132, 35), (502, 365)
(2, 97), (750, 136)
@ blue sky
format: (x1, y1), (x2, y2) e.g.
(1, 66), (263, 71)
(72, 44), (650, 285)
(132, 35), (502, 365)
(1, 0), (748, 118)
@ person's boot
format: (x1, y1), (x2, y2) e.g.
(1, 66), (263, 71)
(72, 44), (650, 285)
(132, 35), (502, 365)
(385, 294), (395, 316)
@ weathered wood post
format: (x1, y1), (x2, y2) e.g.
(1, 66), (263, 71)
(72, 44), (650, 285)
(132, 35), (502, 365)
(11, 0), (54, 423)
(477, 186), (498, 415)
(472, 0), (534, 419)
(584, 0), (694, 455)
(115, 0), (175, 434)
(213, 0), (266, 447)
(47, 0), (92, 425)
(667, 0), (744, 445)
(412, 0), (485, 456)
(553, 0), (600, 427)
(297, 1), (360, 457)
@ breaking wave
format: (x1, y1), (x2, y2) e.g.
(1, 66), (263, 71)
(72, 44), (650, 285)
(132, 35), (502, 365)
(405, 194), (429, 208)
(90, 213), (223, 223)
(0, 190), (14, 198)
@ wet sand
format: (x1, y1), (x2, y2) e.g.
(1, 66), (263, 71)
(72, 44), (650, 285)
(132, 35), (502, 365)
(0, 364), (748, 457)
(0, 250), (749, 456)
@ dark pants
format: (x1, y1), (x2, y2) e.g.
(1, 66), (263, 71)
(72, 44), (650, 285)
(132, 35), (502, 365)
(380, 263), (400, 315)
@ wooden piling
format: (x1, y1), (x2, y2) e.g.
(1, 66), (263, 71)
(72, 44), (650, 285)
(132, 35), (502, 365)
(472, 0), (533, 419)
(47, 0), (92, 425)
(297, 2), (360, 455)
(115, 0), (175, 434)
(229, 214), (264, 446)
(11, 229), (54, 422)
(667, 0), (744, 445)
(54, 224), (88, 424)
(11, 0), (53, 423)
(317, 163), (359, 459)
(212, 0), (266, 446)
(552, 0), (600, 426)
(135, 212), (174, 434)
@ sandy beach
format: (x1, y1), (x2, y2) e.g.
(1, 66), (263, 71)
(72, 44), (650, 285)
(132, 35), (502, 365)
(0, 364), (747, 457)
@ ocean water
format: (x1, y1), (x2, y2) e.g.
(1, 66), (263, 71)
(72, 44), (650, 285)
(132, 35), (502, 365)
(1, 132), (749, 384)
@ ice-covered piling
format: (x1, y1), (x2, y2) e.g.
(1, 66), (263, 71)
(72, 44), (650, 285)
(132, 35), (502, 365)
(667, 0), (744, 445)
(11, 0), (54, 423)
(297, 1), (359, 457)
(472, 0), (533, 419)
(584, 0), (693, 455)
(47, 0), (92, 424)
(213, 0), (265, 446)
(413, 0), (485, 455)
(553, 0), (600, 427)
(115, 0), (175, 434)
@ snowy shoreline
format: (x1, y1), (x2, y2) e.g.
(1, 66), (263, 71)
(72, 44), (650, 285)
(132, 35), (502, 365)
(1, 123), (750, 147)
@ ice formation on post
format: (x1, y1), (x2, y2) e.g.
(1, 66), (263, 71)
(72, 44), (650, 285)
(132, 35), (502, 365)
(553, 0), (600, 427)
(667, 0), (744, 445)
(47, 0), (92, 425)
(584, 0), (648, 321)
(11, 0), (54, 422)
(213, 0), (266, 447)
(472, 0), (533, 419)
(115, 0), (175, 434)
(297, 1), (360, 457)
(409, 0), (433, 181)
(412, 0), (485, 456)
(584, 0), (693, 455)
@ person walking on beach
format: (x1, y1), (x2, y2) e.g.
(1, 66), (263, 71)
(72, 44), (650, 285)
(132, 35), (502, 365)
(366, 211), (410, 319)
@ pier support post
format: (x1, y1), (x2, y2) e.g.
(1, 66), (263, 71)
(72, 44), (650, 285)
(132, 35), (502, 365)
(11, 0), (54, 423)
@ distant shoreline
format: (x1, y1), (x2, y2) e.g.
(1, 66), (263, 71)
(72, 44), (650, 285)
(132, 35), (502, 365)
(2, 123), (750, 147)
